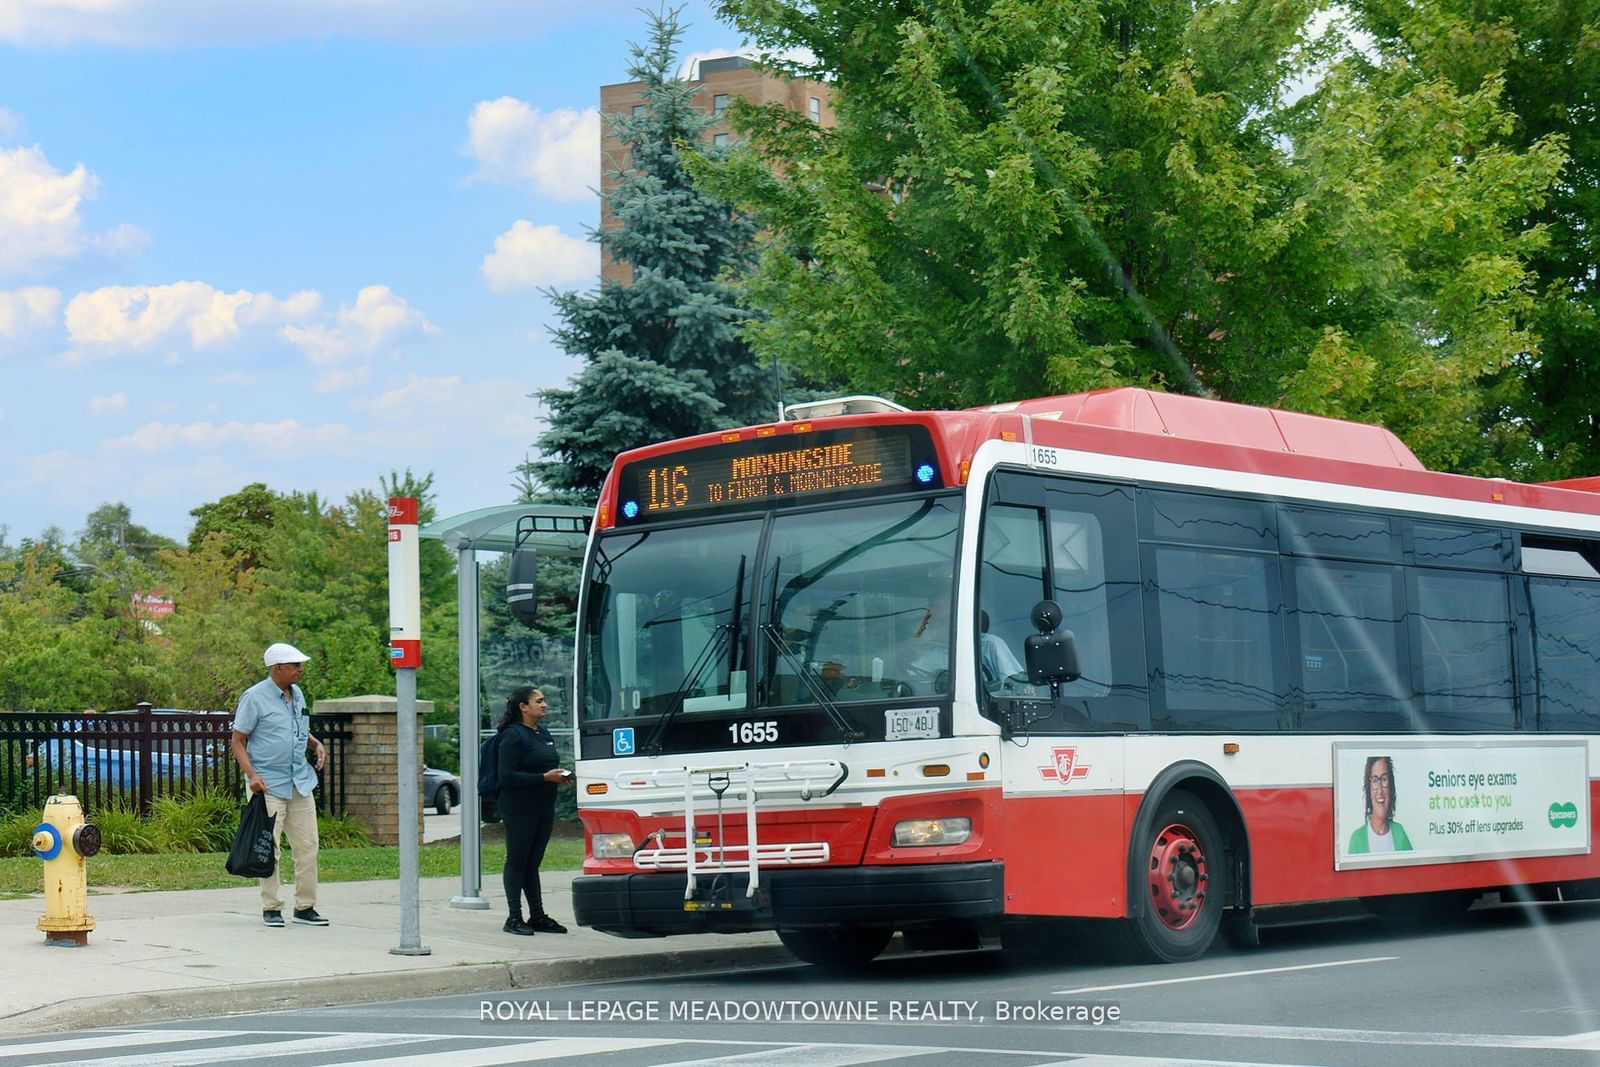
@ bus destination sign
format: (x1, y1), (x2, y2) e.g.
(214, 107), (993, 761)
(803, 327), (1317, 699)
(615, 425), (938, 524)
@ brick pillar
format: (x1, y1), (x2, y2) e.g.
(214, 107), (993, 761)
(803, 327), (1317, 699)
(313, 694), (431, 846)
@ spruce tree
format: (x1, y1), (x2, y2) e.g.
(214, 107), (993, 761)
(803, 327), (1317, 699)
(524, 8), (773, 499)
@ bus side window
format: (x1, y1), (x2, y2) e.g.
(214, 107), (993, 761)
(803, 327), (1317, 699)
(977, 504), (1047, 694)
(1147, 546), (1285, 730)
(1292, 559), (1411, 731)
(1045, 482), (1148, 727)
(1411, 569), (1514, 729)
(1528, 577), (1600, 731)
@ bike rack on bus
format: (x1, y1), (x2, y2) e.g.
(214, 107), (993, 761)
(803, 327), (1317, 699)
(627, 759), (846, 910)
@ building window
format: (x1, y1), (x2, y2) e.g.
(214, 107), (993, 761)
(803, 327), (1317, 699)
(713, 94), (730, 118)
(631, 104), (645, 118)
(712, 133), (731, 147)
(809, 96), (821, 122)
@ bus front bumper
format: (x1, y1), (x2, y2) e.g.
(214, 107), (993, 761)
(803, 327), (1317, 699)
(572, 861), (1004, 937)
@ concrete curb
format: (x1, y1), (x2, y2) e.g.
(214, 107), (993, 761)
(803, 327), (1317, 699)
(0, 944), (799, 1037)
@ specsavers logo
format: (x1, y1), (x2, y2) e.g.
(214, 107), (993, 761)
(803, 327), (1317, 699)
(1039, 747), (1091, 785)
(1547, 802), (1579, 829)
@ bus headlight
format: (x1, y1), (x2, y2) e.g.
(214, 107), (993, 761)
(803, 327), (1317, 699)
(590, 833), (635, 859)
(892, 817), (971, 847)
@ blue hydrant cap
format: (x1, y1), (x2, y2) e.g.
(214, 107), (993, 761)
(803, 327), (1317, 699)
(32, 823), (63, 861)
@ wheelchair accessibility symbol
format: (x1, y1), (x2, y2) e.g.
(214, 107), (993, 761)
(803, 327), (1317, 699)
(612, 728), (635, 756)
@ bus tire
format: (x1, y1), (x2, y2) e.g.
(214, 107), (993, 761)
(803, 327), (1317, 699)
(777, 926), (893, 969)
(1121, 790), (1226, 963)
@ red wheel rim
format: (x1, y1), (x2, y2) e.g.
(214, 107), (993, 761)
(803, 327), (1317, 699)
(1147, 821), (1209, 931)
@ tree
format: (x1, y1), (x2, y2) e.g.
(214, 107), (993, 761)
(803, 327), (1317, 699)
(702, 0), (1565, 474)
(188, 482), (279, 571)
(524, 7), (774, 498)
(74, 502), (178, 568)
(1349, 0), (1600, 478)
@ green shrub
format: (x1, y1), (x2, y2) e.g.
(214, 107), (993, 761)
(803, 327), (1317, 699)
(90, 798), (154, 855)
(423, 736), (458, 774)
(317, 811), (370, 848)
(149, 788), (237, 853)
(0, 809), (42, 858)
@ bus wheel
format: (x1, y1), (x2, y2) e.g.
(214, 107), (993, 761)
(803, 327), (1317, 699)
(777, 926), (893, 969)
(1125, 790), (1225, 963)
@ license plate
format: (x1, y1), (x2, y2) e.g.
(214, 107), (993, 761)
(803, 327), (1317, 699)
(885, 707), (940, 740)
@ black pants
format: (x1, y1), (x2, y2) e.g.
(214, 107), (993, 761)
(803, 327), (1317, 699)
(502, 809), (554, 920)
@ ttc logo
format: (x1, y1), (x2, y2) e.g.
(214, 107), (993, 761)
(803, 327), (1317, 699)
(1038, 746), (1092, 785)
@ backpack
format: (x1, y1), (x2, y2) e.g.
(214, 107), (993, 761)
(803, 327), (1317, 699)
(477, 731), (503, 823)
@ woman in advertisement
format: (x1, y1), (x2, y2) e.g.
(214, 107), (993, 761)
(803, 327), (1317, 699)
(1349, 755), (1414, 854)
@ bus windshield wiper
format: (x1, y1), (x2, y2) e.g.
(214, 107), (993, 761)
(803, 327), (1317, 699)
(643, 623), (733, 756)
(760, 624), (865, 742)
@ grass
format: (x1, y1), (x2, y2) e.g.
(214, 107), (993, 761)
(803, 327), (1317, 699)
(0, 838), (585, 896)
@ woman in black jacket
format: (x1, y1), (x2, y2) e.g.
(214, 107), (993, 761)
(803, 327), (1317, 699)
(496, 686), (572, 935)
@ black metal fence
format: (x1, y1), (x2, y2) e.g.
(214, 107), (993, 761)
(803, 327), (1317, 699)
(0, 703), (352, 816)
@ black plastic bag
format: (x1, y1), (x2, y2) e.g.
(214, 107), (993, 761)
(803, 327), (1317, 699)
(226, 792), (278, 878)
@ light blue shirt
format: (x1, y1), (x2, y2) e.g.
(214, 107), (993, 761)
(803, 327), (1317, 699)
(234, 676), (316, 798)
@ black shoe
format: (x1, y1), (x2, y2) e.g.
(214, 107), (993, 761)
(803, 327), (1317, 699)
(292, 907), (329, 926)
(527, 915), (568, 934)
(262, 910), (284, 927)
(503, 917), (537, 935)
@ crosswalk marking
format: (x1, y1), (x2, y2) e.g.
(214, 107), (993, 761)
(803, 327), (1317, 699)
(352, 1036), (678, 1065)
(60, 1031), (440, 1067)
(8, 1024), (1590, 1066)
(651, 1043), (930, 1066)
(1112, 1020), (1600, 1051)
(0, 1030), (226, 1060)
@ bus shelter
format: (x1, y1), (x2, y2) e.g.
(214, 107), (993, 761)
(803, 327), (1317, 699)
(420, 503), (591, 909)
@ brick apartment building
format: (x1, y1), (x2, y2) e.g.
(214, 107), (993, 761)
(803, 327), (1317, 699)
(598, 55), (834, 284)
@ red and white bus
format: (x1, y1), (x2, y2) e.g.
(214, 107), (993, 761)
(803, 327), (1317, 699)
(567, 388), (1600, 965)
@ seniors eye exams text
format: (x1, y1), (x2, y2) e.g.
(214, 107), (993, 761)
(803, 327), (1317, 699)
(479, 999), (1122, 1025)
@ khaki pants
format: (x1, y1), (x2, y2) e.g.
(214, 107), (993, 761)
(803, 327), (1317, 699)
(259, 791), (318, 912)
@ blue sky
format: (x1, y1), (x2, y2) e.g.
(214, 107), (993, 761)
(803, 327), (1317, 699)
(0, 0), (742, 544)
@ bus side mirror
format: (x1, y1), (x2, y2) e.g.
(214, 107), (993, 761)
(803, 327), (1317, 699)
(1024, 599), (1080, 685)
(507, 547), (538, 626)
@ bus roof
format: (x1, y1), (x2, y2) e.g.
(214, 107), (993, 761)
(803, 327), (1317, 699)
(977, 388), (1425, 471)
(597, 388), (1600, 528)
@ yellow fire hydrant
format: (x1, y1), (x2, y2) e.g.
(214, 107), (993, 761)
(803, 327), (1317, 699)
(32, 795), (101, 947)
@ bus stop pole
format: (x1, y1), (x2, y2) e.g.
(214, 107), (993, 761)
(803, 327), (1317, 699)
(387, 497), (429, 955)
(450, 541), (489, 909)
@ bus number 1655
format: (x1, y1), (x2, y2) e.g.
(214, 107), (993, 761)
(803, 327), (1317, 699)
(729, 721), (778, 744)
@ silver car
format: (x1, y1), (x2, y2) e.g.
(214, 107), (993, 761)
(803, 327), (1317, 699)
(422, 765), (460, 815)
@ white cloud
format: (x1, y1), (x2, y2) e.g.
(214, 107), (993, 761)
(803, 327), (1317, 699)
(280, 285), (437, 391)
(0, 285), (60, 340)
(0, 0), (617, 46)
(63, 282), (321, 353)
(480, 220), (595, 292)
(102, 418), (365, 456)
(0, 146), (148, 278)
(465, 97), (599, 202)
(354, 372), (538, 439)
(0, 107), (22, 141)
(1, 145), (92, 277)
(88, 392), (127, 415)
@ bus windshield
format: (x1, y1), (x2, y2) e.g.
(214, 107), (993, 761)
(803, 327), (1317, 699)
(761, 497), (959, 705)
(579, 497), (961, 728)
(581, 518), (760, 722)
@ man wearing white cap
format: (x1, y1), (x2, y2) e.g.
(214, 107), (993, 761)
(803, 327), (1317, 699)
(231, 642), (329, 927)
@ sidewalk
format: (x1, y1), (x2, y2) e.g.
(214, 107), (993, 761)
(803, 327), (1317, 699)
(0, 859), (790, 1037)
